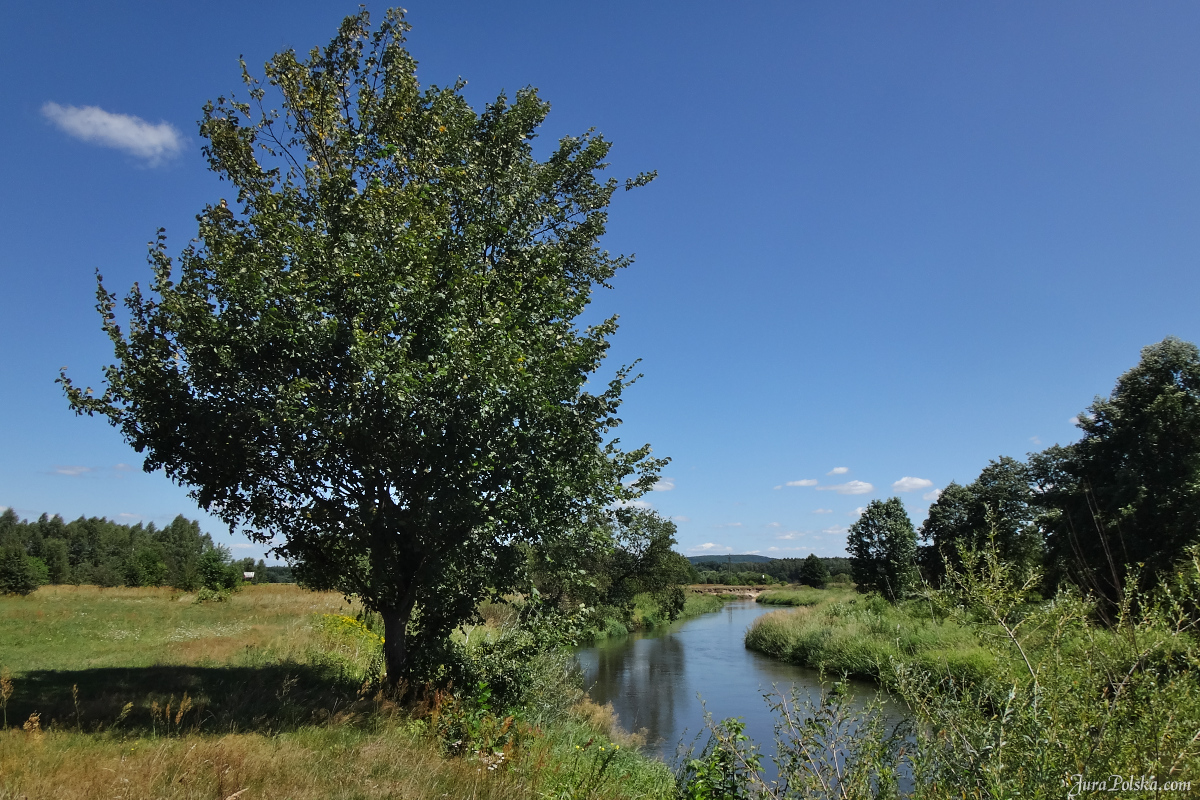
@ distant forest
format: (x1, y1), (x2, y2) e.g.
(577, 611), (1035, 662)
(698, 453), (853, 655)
(689, 555), (852, 582)
(0, 508), (293, 590)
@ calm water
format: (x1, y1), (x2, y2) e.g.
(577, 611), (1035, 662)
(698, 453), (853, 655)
(575, 600), (898, 762)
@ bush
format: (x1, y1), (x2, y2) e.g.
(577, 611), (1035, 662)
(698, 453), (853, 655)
(197, 547), (241, 591)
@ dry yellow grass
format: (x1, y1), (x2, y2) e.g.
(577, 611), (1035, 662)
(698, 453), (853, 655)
(0, 723), (578, 799)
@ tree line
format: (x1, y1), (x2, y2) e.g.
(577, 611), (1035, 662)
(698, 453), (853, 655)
(847, 336), (1200, 607)
(691, 555), (852, 586)
(0, 509), (291, 594)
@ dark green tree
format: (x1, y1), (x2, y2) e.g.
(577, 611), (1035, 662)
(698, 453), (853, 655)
(59, 9), (662, 684)
(529, 508), (691, 621)
(0, 545), (38, 595)
(1032, 337), (1200, 604)
(847, 498), (917, 601)
(920, 458), (1042, 585)
(798, 553), (829, 588)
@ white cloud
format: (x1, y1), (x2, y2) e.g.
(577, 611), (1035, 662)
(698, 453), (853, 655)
(689, 542), (733, 554)
(923, 489), (942, 502)
(821, 526), (847, 535)
(42, 102), (183, 165)
(1030, 436), (1042, 446)
(816, 480), (874, 495)
(117, 512), (141, 520)
(785, 479), (818, 487)
(652, 477), (675, 491)
(745, 550), (761, 555)
(848, 507), (866, 518)
(892, 476), (933, 493)
(53, 465), (93, 477)
(765, 522), (782, 528)
(231, 542), (255, 549)
(613, 499), (653, 510)
(827, 467), (849, 475)
(812, 508), (833, 514)
(113, 463), (134, 472)
(777, 531), (804, 540)
(1069, 416), (1080, 426)
(772, 485), (782, 490)
(713, 522), (744, 529)
(671, 515), (690, 523)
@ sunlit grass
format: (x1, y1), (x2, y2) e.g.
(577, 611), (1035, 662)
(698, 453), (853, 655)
(0, 584), (674, 799)
(745, 592), (999, 685)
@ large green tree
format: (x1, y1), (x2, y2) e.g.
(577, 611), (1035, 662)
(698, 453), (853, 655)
(920, 457), (1041, 585)
(60, 9), (663, 683)
(1031, 337), (1200, 603)
(847, 498), (917, 601)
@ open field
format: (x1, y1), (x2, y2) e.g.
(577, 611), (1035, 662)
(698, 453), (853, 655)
(0, 584), (674, 799)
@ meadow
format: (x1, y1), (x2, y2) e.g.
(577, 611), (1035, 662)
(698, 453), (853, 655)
(0, 584), (677, 799)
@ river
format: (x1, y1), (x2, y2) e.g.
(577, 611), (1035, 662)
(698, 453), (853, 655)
(574, 599), (898, 763)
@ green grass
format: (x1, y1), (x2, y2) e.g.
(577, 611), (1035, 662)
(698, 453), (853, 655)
(745, 591), (1000, 685)
(0, 584), (674, 799)
(755, 586), (843, 607)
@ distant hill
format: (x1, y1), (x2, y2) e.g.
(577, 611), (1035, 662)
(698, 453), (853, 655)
(686, 554), (775, 564)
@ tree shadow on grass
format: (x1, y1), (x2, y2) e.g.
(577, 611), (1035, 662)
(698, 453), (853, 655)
(4, 662), (373, 734)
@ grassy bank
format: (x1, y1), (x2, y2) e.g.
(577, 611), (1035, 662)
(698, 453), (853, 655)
(746, 589), (998, 685)
(0, 584), (673, 799)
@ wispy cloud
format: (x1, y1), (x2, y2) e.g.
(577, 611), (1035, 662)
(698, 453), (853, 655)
(652, 477), (676, 491)
(772, 485), (782, 490)
(116, 512), (142, 521)
(765, 522), (782, 528)
(812, 508), (833, 514)
(1029, 436), (1042, 446)
(827, 467), (849, 475)
(777, 531), (804, 540)
(53, 465), (93, 477)
(231, 542), (256, 549)
(821, 525), (847, 535)
(113, 463), (135, 472)
(42, 102), (183, 165)
(1069, 416), (1080, 426)
(713, 522), (744, 529)
(671, 515), (690, 523)
(816, 480), (873, 495)
(892, 476), (933, 493)
(923, 489), (942, 502)
(785, 479), (818, 487)
(848, 507), (866, 518)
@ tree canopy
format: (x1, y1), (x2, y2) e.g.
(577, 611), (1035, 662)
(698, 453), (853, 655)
(848, 498), (917, 601)
(60, 9), (662, 684)
(920, 457), (1041, 585)
(1032, 336), (1200, 602)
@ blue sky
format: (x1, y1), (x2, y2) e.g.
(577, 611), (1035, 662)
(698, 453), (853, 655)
(3, 1), (1200, 560)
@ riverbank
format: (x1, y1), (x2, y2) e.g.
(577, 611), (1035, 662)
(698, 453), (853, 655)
(745, 587), (998, 685)
(0, 584), (674, 799)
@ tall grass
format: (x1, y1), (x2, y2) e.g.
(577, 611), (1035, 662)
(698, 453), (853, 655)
(755, 587), (846, 607)
(745, 592), (998, 685)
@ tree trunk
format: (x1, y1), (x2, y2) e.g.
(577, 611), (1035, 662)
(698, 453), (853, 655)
(381, 606), (412, 691)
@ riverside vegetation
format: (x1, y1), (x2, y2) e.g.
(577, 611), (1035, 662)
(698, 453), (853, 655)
(0, 582), (699, 799)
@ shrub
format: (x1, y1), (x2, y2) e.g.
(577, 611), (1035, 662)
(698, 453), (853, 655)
(197, 547), (241, 591)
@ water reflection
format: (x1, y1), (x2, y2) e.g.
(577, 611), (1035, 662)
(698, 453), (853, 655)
(575, 601), (893, 761)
